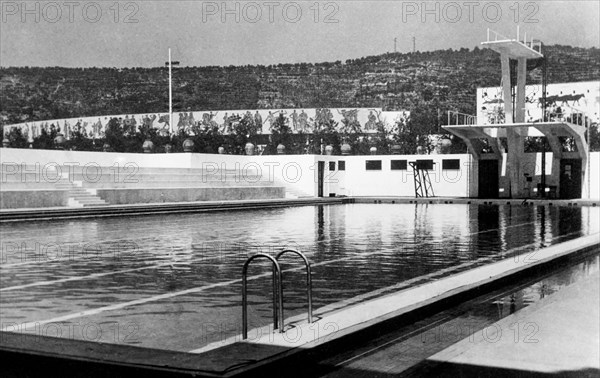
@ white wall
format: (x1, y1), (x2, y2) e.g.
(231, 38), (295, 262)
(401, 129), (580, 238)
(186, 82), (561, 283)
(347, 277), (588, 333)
(2, 149), (598, 199)
(189, 154), (320, 197)
(339, 154), (471, 197)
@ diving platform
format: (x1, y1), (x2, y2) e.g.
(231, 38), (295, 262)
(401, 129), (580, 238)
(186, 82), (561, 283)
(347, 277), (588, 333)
(444, 119), (590, 160)
(444, 111), (591, 200)
(443, 28), (592, 199)
(482, 28), (543, 60)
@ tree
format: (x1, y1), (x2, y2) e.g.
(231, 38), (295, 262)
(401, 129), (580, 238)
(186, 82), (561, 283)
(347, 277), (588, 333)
(268, 113), (293, 154)
(6, 127), (29, 148)
(390, 115), (420, 154)
(32, 127), (58, 150)
(311, 115), (340, 155)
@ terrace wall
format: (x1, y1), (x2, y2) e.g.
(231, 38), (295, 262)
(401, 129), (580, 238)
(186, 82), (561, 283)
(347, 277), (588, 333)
(2, 149), (599, 209)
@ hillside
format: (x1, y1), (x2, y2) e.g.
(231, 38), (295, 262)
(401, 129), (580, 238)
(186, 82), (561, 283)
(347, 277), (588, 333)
(1, 45), (599, 127)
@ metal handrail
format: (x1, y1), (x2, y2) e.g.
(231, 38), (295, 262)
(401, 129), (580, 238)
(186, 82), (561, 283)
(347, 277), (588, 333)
(276, 249), (313, 324)
(560, 104), (592, 127)
(242, 253), (284, 340)
(486, 28), (541, 54)
(447, 110), (479, 126)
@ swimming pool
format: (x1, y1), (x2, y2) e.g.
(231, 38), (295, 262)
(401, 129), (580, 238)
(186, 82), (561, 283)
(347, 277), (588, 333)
(1, 203), (598, 352)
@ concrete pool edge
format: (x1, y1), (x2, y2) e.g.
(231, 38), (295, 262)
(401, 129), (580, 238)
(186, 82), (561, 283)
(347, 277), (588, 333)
(196, 234), (600, 376)
(1, 236), (598, 377)
(1, 196), (598, 222)
(0, 197), (344, 222)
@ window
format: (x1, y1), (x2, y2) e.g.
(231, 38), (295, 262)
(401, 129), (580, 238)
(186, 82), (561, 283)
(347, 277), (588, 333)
(329, 162), (336, 171)
(415, 160), (434, 170)
(338, 161), (345, 171)
(366, 160), (382, 170)
(391, 160), (407, 170)
(442, 159), (460, 170)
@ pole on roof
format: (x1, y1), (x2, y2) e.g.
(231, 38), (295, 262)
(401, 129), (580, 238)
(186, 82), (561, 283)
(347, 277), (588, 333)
(169, 48), (173, 136)
(541, 43), (547, 197)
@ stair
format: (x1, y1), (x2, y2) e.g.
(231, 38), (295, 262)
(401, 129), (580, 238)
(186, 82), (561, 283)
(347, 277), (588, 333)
(282, 186), (314, 199)
(56, 179), (109, 207)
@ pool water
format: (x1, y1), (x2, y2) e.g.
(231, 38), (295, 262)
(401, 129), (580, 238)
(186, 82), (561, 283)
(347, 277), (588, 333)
(1, 203), (598, 352)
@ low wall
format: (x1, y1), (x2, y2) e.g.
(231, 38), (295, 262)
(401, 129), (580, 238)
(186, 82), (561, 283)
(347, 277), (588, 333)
(96, 187), (285, 205)
(335, 155), (471, 197)
(0, 190), (69, 209)
(2, 149), (599, 202)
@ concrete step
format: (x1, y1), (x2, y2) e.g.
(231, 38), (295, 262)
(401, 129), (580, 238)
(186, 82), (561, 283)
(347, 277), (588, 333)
(71, 196), (104, 201)
(71, 196), (104, 202)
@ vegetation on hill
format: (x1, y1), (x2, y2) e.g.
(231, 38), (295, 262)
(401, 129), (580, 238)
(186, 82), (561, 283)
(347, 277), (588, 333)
(1, 44), (598, 153)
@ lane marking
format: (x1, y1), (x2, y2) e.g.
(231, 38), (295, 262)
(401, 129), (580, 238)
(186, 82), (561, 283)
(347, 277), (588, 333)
(0, 208), (548, 269)
(2, 232), (593, 333)
(1, 216), (559, 291)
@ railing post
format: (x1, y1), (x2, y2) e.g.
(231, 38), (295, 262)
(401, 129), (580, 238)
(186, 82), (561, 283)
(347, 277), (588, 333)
(272, 264), (278, 329)
(276, 249), (313, 324)
(242, 253), (284, 340)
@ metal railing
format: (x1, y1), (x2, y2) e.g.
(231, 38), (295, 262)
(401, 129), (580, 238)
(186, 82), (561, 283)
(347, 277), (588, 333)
(486, 27), (542, 53)
(447, 107), (595, 128)
(486, 28), (511, 42)
(276, 248), (313, 324)
(447, 111), (477, 126)
(549, 104), (593, 127)
(241, 249), (314, 340)
(242, 253), (284, 339)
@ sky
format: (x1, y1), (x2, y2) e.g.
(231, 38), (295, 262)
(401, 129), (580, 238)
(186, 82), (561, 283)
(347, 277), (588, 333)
(1, 0), (599, 68)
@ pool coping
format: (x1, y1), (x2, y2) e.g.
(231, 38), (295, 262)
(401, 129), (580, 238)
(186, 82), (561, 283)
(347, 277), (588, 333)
(1, 234), (598, 377)
(0, 197), (344, 222)
(1, 196), (598, 222)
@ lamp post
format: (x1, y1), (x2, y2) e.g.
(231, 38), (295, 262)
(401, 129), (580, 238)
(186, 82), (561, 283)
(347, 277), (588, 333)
(165, 48), (180, 136)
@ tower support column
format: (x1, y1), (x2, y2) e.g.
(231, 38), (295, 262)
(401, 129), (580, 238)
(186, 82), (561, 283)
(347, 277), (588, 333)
(500, 52), (513, 124)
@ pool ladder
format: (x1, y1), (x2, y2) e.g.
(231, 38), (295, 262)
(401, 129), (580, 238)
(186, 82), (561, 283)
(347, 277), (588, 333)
(242, 248), (313, 340)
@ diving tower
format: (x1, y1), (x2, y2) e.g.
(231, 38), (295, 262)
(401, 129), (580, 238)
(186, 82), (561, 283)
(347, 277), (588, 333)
(443, 28), (591, 199)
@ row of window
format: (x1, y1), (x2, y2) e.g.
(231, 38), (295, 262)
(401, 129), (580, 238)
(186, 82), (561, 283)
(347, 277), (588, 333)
(329, 161), (345, 171)
(366, 159), (461, 171)
(327, 159), (461, 171)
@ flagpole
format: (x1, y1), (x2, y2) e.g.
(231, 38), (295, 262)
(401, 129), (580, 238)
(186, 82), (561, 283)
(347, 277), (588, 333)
(168, 48), (173, 135)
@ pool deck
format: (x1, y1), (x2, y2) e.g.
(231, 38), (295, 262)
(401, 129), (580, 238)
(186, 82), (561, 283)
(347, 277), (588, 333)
(0, 197), (344, 222)
(419, 270), (600, 377)
(1, 232), (598, 376)
(1, 196), (598, 222)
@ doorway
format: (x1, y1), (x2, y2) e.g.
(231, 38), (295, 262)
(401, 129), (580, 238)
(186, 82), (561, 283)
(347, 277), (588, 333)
(559, 159), (582, 199)
(478, 160), (499, 199)
(317, 161), (325, 197)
